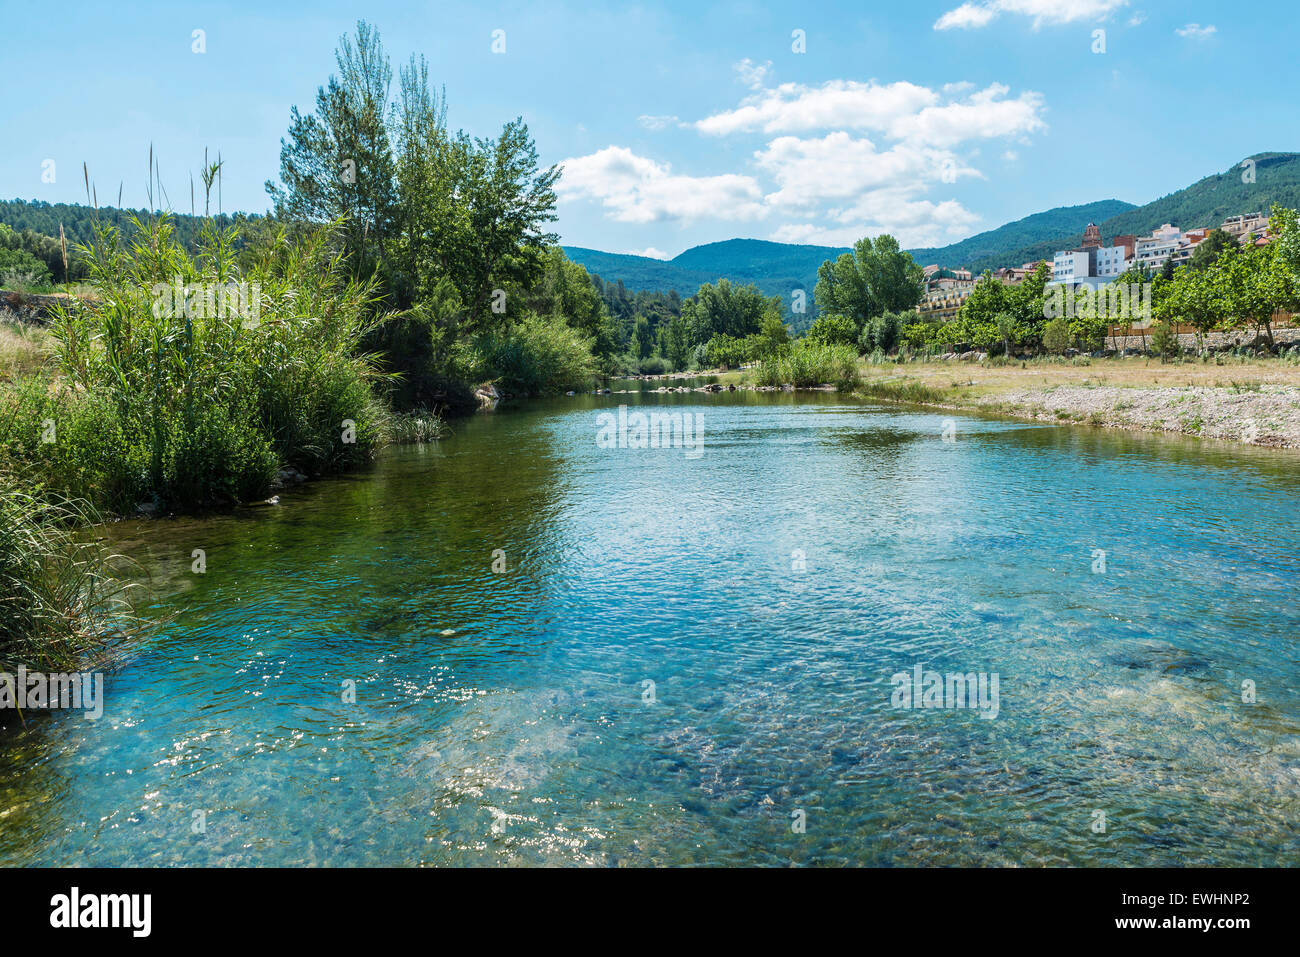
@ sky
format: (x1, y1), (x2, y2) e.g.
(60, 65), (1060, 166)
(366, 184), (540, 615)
(3, 0), (1295, 258)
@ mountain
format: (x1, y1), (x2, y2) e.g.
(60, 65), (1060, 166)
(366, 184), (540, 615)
(963, 152), (1300, 273)
(7, 152), (1298, 328)
(563, 206), (1134, 328)
(562, 239), (848, 330)
(564, 152), (1300, 313)
(907, 199), (1135, 269)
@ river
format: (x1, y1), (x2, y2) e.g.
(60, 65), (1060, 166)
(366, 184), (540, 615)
(1, 386), (1297, 865)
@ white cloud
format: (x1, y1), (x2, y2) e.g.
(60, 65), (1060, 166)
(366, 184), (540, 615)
(626, 247), (671, 260)
(1176, 22), (1216, 39)
(696, 79), (938, 136)
(557, 146), (766, 224)
(734, 58), (772, 91)
(696, 80), (1044, 146)
(1127, 11), (1147, 26)
(935, 0), (1128, 31)
(771, 191), (980, 249)
(637, 114), (680, 131)
(888, 83), (1046, 148)
(754, 133), (980, 208)
(566, 74), (1048, 246)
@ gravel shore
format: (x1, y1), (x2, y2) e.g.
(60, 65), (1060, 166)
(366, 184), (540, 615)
(973, 384), (1300, 448)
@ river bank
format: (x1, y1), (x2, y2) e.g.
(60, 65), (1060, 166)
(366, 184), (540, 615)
(847, 357), (1300, 448)
(626, 356), (1300, 449)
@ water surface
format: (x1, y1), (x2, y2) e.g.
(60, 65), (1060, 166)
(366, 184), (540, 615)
(2, 389), (1297, 866)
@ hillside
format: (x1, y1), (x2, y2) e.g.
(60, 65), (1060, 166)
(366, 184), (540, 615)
(0, 198), (261, 252)
(563, 239), (849, 330)
(908, 199), (1134, 268)
(968, 152), (1300, 272)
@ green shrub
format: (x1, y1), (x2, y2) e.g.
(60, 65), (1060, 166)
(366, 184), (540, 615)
(860, 311), (904, 354)
(756, 341), (860, 390)
(1150, 320), (1180, 360)
(1042, 317), (1072, 355)
(704, 333), (752, 369)
(459, 312), (596, 395)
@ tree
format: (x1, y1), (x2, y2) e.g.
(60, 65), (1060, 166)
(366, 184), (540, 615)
(753, 312), (790, 358)
(806, 313), (857, 348)
(529, 248), (615, 357)
(813, 234), (922, 333)
(266, 21), (399, 277)
(413, 119), (560, 334)
(859, 310), (905, 354)
(944, 271), (1008, 349)
(993, 311), (1017, 358)
(658, 312), (691, 370)
(1005, 261), (1052, 344)
(633, 317), (655, 359)
(1041, 317), (1072, 354)
(1157, 265), (1227, 353)
(1219, 242), (1295, 348)
(683, 279), (778, 344)
(1189, 228), (1238, 271)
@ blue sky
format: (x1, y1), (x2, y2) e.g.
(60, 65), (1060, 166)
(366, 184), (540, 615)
(3, 1), (1294, 257)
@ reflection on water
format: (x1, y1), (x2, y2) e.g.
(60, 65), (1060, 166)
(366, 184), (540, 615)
(1, 391), (1297, 866)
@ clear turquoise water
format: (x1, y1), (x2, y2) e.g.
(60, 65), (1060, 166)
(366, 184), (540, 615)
(2, 389), (1298, 866)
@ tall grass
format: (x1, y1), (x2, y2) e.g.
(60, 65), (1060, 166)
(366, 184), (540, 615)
(5, 215), (391, 512)
(756, 341), (861, 390)
(0, 476), (143, 672)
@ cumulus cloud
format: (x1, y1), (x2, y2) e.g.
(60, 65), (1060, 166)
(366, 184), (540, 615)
(562, 69), (1047, 246)
(754, 133), (980, 208)
(771, 190), (981, 249)
(1176, 22), (1216, 39)
(625, 247), (671, 260)
(557, 146), (766, 224)
(696, 79), (938, 137)
(695, 79), (1044, 147)
(934, 0), (1128, 30)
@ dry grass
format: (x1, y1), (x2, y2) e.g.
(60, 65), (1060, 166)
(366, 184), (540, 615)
(0, 319), (52, 382)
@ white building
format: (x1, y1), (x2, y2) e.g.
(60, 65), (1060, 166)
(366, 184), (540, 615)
(1134, 224), (1182, 271)
(1052, 251), (1091, 285)
(1049, 245), (1131, 289)
(1095, 244), (1130, 278)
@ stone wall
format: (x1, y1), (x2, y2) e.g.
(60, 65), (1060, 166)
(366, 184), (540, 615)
(0, 289), (80, 324)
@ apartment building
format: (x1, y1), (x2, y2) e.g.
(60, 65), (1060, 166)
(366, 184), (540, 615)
(1134, 224), (1182, 271)
(1220, 212), (1269, 240)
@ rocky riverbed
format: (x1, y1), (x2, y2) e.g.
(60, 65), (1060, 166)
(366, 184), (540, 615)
(972, 383), (1300, 448)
